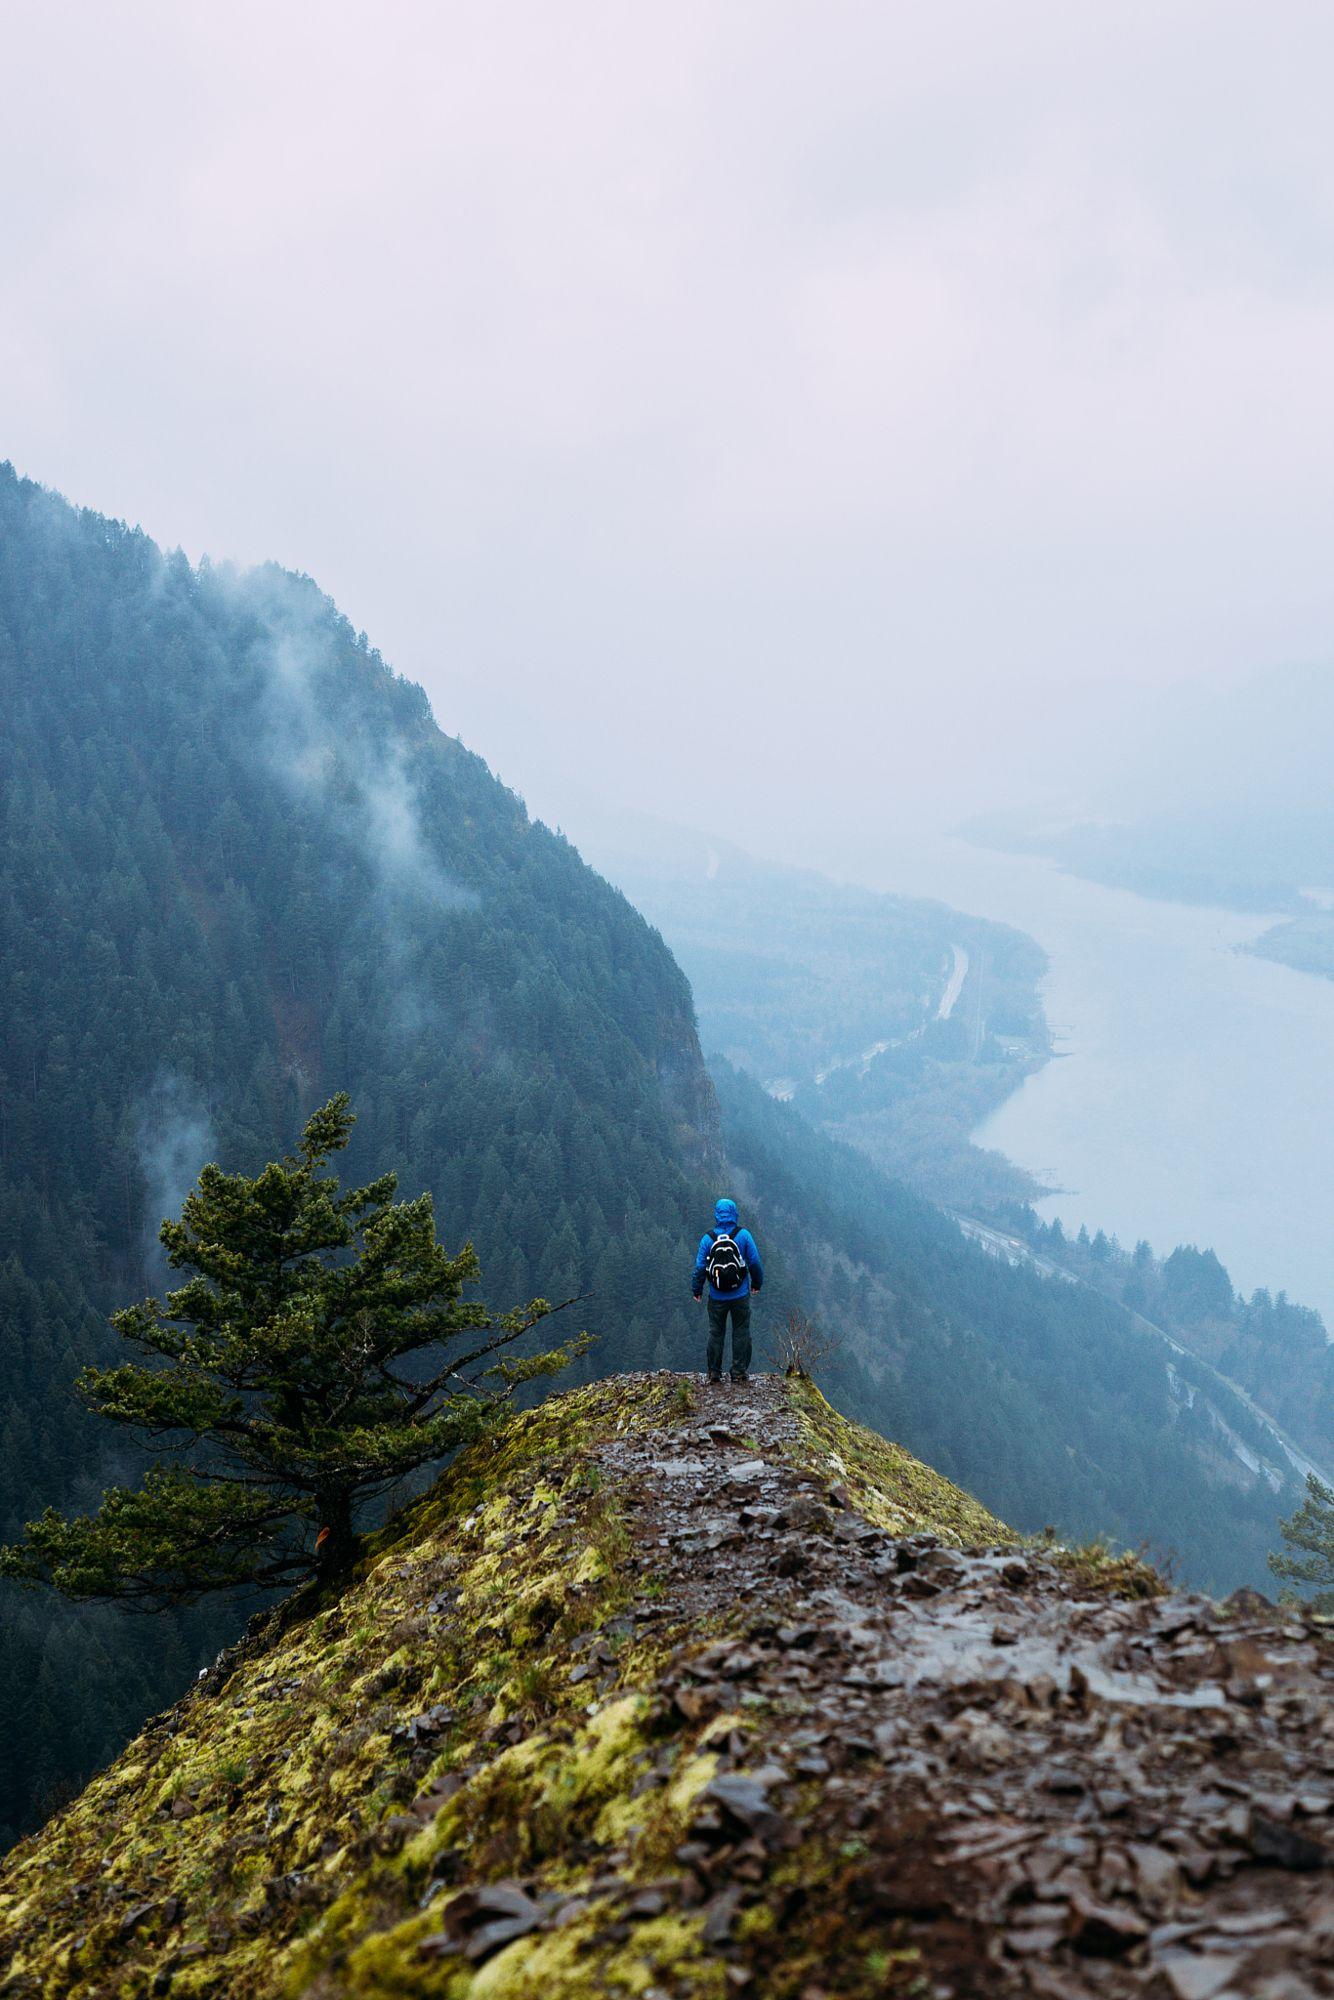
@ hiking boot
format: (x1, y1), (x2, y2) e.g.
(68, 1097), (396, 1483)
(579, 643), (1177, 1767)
(707, 1370), (723, 1384)
(730, 1370), (749, 1384)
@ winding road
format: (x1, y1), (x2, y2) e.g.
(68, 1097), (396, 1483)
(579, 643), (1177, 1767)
(948, 1211), (1334, 1494)
(936, 942), (969, 1021)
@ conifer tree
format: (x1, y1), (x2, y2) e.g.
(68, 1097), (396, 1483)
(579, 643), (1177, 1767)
(1269, 1474), (1334, 1600)
(1, 1096), (585, 1608)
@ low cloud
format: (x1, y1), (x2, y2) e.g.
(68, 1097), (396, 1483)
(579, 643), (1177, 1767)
(134, 1072), (214, 1274)
(246, 575), (478, 916)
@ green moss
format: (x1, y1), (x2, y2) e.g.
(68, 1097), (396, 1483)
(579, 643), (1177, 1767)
(0, 1372), (1041, 1999)
(788, 1379), (1010, 1544)
(1042, 1534), (1165, 1599)
(334, 1904), (728, 2000)
(660, 1748), (719, 1821)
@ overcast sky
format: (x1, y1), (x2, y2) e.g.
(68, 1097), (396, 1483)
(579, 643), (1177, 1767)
(5, 2), (1334, 867)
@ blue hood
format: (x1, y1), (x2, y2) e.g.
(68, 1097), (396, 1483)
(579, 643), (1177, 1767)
(714, 1198), (739, 1230)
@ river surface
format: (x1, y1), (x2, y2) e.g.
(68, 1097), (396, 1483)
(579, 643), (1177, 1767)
(864, 834), (1334, 1329)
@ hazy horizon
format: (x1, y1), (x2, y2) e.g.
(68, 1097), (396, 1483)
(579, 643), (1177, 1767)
(8, 5), (1334, 860)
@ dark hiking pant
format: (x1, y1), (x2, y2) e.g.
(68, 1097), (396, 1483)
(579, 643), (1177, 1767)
(706, 1293), (752, 1377)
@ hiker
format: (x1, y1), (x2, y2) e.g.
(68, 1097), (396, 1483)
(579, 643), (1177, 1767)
(692, 1197), (763, 1384)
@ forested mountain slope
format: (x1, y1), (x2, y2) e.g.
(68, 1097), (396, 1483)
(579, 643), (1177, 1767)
(1017, 1223), (1334, 1473)
(0, 465), (719, 1840)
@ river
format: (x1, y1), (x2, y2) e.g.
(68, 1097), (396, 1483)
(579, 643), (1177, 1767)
(864, 834), (1334, 1329)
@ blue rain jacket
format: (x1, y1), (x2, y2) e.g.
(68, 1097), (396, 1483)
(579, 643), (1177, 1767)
(692, 1198), (764, 1301)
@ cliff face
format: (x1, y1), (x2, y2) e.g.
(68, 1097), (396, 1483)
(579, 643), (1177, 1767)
(2, 1373), (1330, 2000)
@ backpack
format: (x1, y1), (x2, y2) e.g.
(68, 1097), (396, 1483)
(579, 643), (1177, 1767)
(704, 1229), (748, 1293)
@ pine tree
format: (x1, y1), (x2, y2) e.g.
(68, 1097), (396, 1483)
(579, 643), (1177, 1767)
(1269, 1474), (1334, 1601)
(1, 1097), (586, 1608)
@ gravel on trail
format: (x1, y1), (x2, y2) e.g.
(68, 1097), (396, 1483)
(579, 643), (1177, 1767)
(590, 1371), (1334, 1999)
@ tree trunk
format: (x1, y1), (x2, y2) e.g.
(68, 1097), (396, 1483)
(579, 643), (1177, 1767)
(314, 1488), (355, 1570)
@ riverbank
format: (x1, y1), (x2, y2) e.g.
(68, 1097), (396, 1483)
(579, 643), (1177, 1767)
(569, 812), (1054, 1213)
(860, 832), (1334, 1331)
(1248, 907), (1334, 983)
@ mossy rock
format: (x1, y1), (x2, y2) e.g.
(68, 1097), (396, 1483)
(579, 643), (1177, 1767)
(0, 1374), (1017, 1998)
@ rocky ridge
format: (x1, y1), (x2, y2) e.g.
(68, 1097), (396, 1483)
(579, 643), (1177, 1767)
(0, 1372), (1330, 1998)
